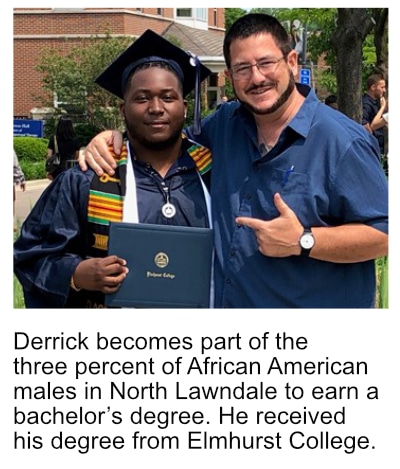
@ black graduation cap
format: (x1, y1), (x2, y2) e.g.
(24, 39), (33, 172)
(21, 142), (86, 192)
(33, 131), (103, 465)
(95, 29), (212, 134)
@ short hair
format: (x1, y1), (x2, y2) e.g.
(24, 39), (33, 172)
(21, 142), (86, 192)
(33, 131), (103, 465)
(223, 13), (292, 69)
(324, 94), (337, 106)
(366, 74), (385, 90)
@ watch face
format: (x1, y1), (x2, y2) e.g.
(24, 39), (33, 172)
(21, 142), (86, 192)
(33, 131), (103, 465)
(300, 233), (314, 249)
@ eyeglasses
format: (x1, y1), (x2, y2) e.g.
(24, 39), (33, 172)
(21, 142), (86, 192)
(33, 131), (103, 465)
(230, 56), (286, 81)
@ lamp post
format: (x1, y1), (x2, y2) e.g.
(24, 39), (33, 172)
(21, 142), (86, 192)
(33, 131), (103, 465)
(301, 23), (308, 65)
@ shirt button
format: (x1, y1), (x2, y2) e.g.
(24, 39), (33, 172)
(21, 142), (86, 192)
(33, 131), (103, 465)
(229, 249), (236, 257)
(226, 278), (232, 285)
(245, 193), (252, 199)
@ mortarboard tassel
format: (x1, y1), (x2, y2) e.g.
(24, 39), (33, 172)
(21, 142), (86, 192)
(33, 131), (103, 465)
(188, 52), (202, 135)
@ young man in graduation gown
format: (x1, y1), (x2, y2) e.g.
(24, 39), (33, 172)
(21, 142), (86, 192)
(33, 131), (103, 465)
(14, 30), (212, 308)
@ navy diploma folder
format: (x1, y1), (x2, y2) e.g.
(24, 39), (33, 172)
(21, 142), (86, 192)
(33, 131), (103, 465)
(105, 222), (213, 308)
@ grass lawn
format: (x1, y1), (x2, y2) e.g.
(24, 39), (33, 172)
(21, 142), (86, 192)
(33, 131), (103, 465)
(375, 256), (389, 308)
(14, 274), (25, 308)
(13, 229), (26, 308)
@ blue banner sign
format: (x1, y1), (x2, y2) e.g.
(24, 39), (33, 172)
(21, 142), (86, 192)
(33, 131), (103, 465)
(300, 68), (311, 86)
(14, 119), (44, 138)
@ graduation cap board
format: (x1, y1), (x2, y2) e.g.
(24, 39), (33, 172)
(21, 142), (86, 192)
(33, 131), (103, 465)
(95, 29), (212, 134)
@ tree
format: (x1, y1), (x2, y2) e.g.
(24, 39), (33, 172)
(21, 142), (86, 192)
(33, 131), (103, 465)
(225, 8), (247, 32)
(371, 9), (388, 83)
(35, 33), (132, 130)
(332, 9), (375, 122)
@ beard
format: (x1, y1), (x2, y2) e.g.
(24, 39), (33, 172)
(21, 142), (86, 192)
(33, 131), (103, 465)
(235, 71), (296, 116)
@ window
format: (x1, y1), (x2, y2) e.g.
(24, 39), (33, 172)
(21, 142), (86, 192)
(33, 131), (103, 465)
(208, 73), (219, 87)
(177, 8), (191, 18)
(195, 8), (207, 22)
(176, 8), (206, 21)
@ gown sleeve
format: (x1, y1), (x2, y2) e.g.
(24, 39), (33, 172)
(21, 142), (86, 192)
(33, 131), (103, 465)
(14, 168), (93, 307)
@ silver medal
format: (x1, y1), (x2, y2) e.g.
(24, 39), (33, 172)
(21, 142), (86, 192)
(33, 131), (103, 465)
(161, 202), (176, 218)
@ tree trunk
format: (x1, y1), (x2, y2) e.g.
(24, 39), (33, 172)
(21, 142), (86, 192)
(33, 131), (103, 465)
(332, 9), (374, 123)
(372, 9), (388, 85)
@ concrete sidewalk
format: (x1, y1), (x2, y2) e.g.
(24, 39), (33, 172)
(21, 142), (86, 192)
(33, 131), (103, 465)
(15, 179), (51, 227)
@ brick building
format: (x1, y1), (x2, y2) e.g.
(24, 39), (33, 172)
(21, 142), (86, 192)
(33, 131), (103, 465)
(13, 8), (226, 119)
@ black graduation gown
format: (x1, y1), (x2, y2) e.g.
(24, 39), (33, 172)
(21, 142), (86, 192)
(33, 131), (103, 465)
(14, 148), (211, 308)
(13, 168), (104, 308)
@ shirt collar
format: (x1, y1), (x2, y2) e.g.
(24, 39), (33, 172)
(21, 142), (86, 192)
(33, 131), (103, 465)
(288, 84), (319, 138)
(127, 134), (200, 172)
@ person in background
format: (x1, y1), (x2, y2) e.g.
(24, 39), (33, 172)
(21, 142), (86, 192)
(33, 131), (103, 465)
(324, 94), (338, 110)
(370, 96), (389, 174)
(46, 116), (81, 180)
(370, 94), (388, 131)
(362, 74), (387, 156)
(80, 13), (388, 308)
(216, 95), (228, 110)
(13, 149), (26, 232)
(14, 30), (212, 308)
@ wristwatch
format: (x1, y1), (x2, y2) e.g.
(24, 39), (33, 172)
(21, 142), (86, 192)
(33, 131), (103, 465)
(299, 228), (315, 257)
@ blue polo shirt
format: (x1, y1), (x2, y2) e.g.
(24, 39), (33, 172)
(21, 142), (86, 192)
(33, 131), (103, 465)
(186, 85), (388, 308)
(133, 151), (210, 228)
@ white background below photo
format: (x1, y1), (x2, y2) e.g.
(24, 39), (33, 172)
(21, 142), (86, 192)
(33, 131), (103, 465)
(2, 309), (399, 468)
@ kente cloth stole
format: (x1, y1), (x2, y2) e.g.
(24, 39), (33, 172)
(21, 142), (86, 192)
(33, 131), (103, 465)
(87, 137), (213, 253)
(184, 135), (212, 176)
(87, 145), (127, 253)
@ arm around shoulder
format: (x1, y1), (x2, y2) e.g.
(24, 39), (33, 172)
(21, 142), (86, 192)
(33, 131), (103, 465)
(79, 130), (123, 175)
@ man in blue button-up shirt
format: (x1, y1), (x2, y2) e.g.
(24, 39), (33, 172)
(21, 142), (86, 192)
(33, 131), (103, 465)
(83, 14), (388, 308)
